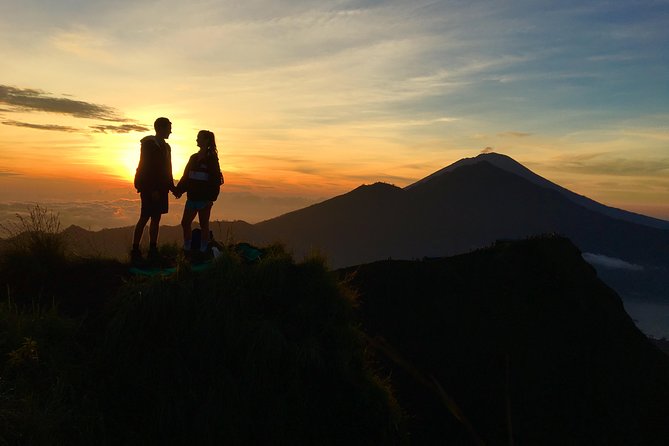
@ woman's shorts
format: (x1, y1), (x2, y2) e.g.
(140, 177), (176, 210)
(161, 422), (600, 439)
(185, 199), (213, 211)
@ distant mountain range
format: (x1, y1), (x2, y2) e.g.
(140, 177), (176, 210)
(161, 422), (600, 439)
(254, 153), (669, 268)
(54, 152), (669, 325)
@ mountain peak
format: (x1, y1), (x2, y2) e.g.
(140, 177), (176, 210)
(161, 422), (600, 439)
(405, 152), (529, 190)
(62, 224), (90, 234)
(474, 151), (513, 161)
(351, 182), (401, 194)
(406, 152), (669, 229)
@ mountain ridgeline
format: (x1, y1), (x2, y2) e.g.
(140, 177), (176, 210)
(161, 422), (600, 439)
(54, 152), (669, 334)
(255, 155), (669, 269)
(340, 236), (669, 445)
(59, 153), (669, 270)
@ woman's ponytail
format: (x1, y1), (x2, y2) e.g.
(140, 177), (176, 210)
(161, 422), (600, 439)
(198, 130), (218, 157)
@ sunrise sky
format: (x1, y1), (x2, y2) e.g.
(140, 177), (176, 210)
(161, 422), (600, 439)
(1, 0), (668, 230)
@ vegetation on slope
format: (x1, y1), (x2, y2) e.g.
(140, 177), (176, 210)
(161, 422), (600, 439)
(2, 208), (669, 446)
(0, 209), (403, 445)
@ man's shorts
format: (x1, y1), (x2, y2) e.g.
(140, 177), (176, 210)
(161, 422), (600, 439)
(140, 191), (169, 217)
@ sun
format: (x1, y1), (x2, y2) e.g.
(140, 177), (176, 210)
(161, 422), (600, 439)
(96, 132), (191, 184)
(101, 134), (141, 183)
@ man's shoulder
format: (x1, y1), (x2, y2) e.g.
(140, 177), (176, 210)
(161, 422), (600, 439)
(140, 135), (158, 147)
(141, 136), (171, 153)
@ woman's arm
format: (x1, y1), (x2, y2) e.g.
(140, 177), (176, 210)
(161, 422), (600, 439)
(175, 157), (192, 195)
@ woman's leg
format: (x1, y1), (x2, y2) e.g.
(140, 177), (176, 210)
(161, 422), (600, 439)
(197, 202), (213, 249)
(181, 207), (198, 249)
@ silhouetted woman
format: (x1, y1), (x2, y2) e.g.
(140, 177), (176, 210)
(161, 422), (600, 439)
(175, 130), (224, 258)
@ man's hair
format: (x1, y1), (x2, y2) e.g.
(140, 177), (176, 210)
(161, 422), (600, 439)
(154, 117), (172, 131)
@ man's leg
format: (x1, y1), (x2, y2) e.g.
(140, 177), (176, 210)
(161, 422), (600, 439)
(149, 214), (161, 246)
(148, 214), (161, 253)
(133, 214), (150, 248)
(131, 214), (150, 263)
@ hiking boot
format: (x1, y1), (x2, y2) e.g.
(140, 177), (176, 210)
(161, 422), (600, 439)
(130, 249), (143, 265)
(191, 249), (213, 264)
(182, 249), (193, 262)
(147, 247), (160, 265)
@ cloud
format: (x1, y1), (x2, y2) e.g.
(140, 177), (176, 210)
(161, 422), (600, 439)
(0, 84), (127, 122)
(341, 116), (459, 130)
(218, 192), (320, 223)
(556, 153), (669, 176)
(0, 85), (151, 135)
(0, 192), (321, 230)
(90, 123), (150, 134)
(0, 168), (22, 177)
(498, 131), (531, 138)
(0, 200), (142, 232)
(1, 119), (79, 132)
(582, 253), (644, 271)
(480, 147), (494, 154)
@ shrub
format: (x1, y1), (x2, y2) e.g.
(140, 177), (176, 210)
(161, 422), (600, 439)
(102, 246), (404, 444)
(0, 206), (68, 304)
(0, 205), (65, 259)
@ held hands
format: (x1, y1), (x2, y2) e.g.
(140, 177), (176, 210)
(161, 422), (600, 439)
(170, 183), (182, 199)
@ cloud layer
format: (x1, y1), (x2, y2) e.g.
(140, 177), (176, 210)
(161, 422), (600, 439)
(582, 253), (644, 271)
(0, 85), (122, 120)
(1, 119), (79, 132)
(0, 192), (319, 232)
(0, 85), (148, 134)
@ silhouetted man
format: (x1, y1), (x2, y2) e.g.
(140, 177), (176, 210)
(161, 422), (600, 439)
(131, 117), (176, 263)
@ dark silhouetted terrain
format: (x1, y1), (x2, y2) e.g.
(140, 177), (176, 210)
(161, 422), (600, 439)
(1, 220), (668, 444)
(340, 235), (669, 445)
(0, 240), (403, 444)
(256, 157), (669, 271)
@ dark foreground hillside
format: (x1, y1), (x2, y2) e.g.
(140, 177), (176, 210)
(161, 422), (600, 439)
(0, 243), (403, 445)
(340, 236), (669, 445)
(2, 229), (668, 445)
